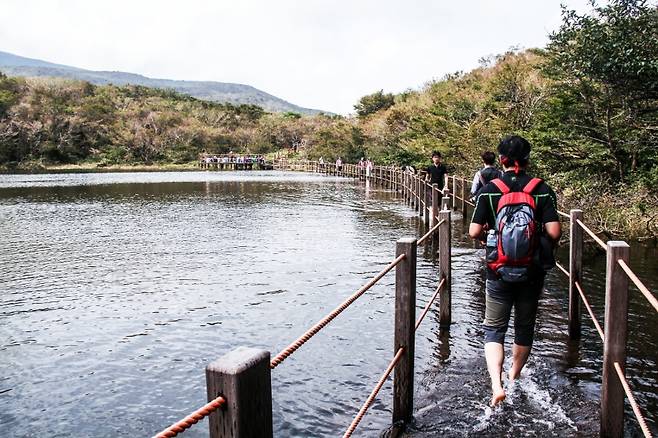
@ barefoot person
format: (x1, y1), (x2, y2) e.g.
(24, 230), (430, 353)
(468, 135), (561, 407)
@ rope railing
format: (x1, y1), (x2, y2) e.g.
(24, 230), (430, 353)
(617, 259), (658, 313)
(343, 275), (446, 436)
(555, 261), (569, 277)
(576, 218), (607, 251)
(575, 280), (604, 341)
(613, 362), (653, 438)
(270, 253), (406, 369)
(153, 396), (226, 438)
(277, 159), (655, 437)
(342, 347), (405, 438)
(417, 219), (446, 246)
(415, 277), (446, 330)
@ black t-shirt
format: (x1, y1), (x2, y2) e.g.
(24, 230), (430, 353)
(426, 163), (447, 188)
(471, 170), (559, 279)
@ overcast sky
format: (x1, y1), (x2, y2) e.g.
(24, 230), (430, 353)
(1, 0), (593, 114)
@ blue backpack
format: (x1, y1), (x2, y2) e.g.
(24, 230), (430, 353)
(486, 177), (542, 282)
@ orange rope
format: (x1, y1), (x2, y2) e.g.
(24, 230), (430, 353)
(576, 219), (607, 250)
(153, 396), (226, 438)
(575, 281), (604, 341)
(418, 219), (446, 245)
(342, 347), (405, 438)
(613, 362), (653, 438)
(555, 262), (569, 277)
(415, 277), (446, 330)
(270, 254), (406, 369)
(617, 259), (658, 313)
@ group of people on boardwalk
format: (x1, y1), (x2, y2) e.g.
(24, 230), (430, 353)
(200, 153), (266, 166)
(319, 137), (560, 408)
(420, 136), (560, 408)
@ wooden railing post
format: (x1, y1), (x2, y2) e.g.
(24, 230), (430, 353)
(601, 241), (630, 438)
(412, 176), (417, 209)
(431, 184), (439, 229)
(568, 209), (583, 340)
(393, 238), (417, 426)
(419, 180), (425, 219)
(451, 175), (457, 211)
(460, 177), (467, 226)
(438, 209), (452, 328)
(423, 182), (430, 224)
(417, 177), (422, 214)
(206, 347), (273, 438)
(442, 195), (450, 211)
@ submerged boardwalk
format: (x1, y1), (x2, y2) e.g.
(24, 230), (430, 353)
(153, 159), (656, 438)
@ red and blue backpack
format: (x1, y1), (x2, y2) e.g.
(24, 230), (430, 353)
(486, 177), (543, 283)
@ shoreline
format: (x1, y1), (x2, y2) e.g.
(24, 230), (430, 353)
(0, 162), (208, 174)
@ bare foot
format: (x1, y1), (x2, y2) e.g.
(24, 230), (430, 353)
(490, 387), (506, 407)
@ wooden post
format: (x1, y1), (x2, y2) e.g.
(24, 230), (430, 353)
(407, 173), (411, 206)
(438, 210), (452, 328)
(461, 177), (467, 227)
(404, 173), (409, 206)
(423, 183), (430, 224)
(442, 195), (451, 211)
(431, 184), (439, 229)
(420, 180), (426, 219)
(206, 347), (273, 438)
(568, 209), (583, 340)
(452, 175), (457, 211)
(393, 238), (417, 425)
(411, 176), (416, 209)
(601, 241), (630, 438)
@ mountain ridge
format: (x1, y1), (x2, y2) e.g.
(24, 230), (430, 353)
(0, 50), (325, 114)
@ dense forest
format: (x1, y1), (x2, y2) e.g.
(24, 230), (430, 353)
(1, 0), (656, 238)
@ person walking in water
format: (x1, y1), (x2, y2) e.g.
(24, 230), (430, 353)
(425, 151), (447, 191)
(470, 151), (502, 202)
(468, 135), (560, 407)
(335, 157), (343, 174)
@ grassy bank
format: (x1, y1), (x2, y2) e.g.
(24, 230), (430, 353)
(0, 160), (201, 174)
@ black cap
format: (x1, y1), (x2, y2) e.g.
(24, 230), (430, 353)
(497, 135), (530, 162)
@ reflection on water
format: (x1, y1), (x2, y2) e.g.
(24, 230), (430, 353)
(0, 171), (656, 437)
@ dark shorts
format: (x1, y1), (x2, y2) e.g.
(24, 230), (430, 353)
(483, 277), (544, 346)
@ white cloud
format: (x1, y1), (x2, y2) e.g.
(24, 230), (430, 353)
(1, 0), (592, 114)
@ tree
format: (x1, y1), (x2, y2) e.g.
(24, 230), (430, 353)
(354, 90), (395, 117)
(542, 0), (658, 182)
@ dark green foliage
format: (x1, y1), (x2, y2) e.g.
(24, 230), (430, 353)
(541, 0), (658, 182)
(354, 90), (395, 117)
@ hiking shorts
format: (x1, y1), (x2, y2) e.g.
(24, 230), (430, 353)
(483, 277), (544, 346)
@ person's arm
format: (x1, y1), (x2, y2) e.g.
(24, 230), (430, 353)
(545, 222), (561, 242)
(470, 171), (480, 196)
(469, 223), (484, 241)
(541, 187), (562, 243)
(468, 191), (490, 242)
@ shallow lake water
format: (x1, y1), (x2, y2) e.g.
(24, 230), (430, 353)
(0, 171), (656, 437)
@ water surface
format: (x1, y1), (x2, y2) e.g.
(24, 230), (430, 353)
(0, 171), (656, 437)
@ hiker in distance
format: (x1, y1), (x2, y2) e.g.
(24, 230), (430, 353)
(424, 151), (448, 192)
(468, 135), (561, 407)
(470, 151), (503, 202)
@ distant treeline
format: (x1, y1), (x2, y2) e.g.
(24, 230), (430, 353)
(0, 0), (656, 238)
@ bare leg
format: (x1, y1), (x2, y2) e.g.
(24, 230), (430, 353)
(508, 343), (531, 381)
(485, 342), (506, 406)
